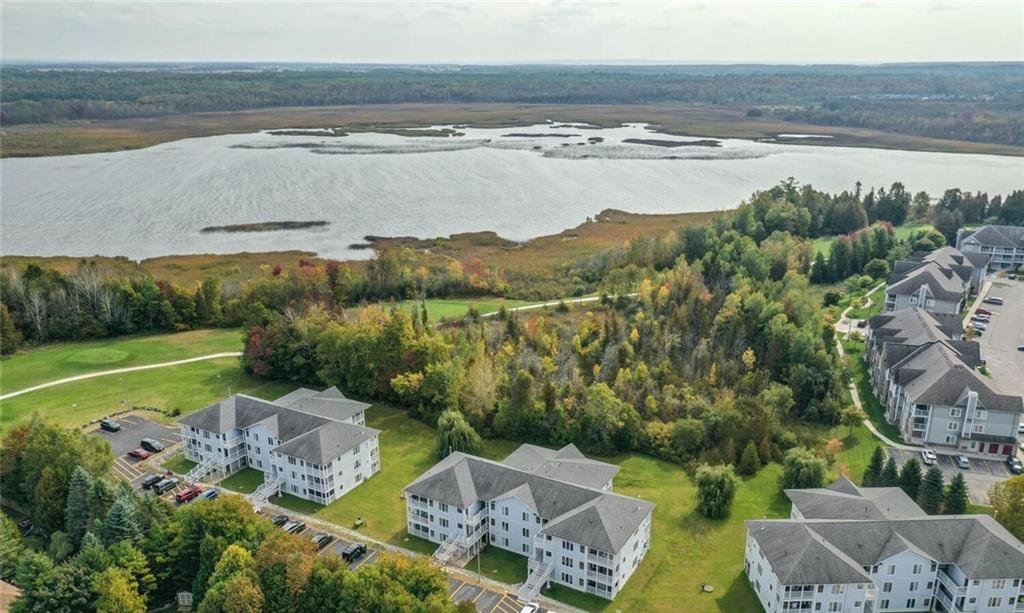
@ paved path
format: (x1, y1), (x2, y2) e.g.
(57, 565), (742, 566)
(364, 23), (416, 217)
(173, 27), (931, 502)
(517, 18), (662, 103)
(0, 352), (243, 400)
(481, 293), (637, 319)
(833, 335), (916, 451)
(834, 282), (885, 337)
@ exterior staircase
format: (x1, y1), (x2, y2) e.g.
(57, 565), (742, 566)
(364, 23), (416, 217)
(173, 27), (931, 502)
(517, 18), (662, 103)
(433, 530), (464, 565)
(246, 474), (284, 508)
(184, 456), (221, 485)
(517, 560), (554, 602)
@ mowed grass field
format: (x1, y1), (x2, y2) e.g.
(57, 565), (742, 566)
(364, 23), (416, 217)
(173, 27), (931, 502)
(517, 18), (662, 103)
(397, 297), (534, 322)
(0, 328), (244, 393)
(0, 356), (294, 431)
(812, 223), (935, 256)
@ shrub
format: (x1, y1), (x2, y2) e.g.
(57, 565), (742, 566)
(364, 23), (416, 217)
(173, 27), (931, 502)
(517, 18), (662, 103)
(694, 464), (739, 519)
(737, 442), (761, 476)
(781, 447), (826, 489)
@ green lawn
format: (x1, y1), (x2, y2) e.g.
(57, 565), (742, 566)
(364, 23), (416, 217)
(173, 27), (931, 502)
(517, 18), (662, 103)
(271, 493), (324, 515)
(396, 297), (533, 322)
(467, 546), (528, 585)
(813, 223), (935, 256)
(219, 467), (265, 494)
(0, 328), (244, 394)
(0, 356), (296, 431)
(162, 453), (198, 475)
(842, 338), (905, 444)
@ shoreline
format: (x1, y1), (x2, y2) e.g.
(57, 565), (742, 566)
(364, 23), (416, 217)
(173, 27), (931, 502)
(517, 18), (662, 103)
(3, 103), (1022, 158)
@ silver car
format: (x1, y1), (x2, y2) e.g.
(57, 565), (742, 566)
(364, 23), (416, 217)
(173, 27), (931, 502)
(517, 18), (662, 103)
(920, 449), (937, 466)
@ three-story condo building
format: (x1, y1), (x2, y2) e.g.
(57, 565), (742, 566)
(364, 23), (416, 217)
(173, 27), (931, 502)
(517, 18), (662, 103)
(404, 443), (653, 602)
(179, 387), (380, 504)
(745, 478), (1024, 613)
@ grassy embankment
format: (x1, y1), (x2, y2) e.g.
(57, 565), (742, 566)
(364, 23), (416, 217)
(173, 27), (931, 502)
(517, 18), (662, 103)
(812, 223), (936, 256)
(5, 103), (1023, 158)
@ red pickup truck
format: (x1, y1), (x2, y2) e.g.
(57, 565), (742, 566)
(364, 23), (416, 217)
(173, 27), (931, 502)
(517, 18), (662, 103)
(175, 485), (203, 504)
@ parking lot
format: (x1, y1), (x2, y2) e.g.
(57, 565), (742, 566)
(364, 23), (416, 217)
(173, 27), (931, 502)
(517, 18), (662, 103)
(974, 278), (1024, 395)
(888, 447), (1013, 504)
(90, 413), (183, 491)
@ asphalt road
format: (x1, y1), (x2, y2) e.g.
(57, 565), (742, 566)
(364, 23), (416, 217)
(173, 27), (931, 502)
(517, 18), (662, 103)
(975, 279), (1024, 395)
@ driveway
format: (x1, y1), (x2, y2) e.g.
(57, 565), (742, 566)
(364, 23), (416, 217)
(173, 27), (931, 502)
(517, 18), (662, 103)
(974, 278), (1024, 395)
(888, 448), (1011, 504)
(91, 413), (181, 484)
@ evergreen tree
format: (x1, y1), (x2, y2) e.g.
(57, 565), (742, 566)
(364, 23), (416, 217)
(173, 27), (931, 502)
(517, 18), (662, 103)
(880, 457), (899, 487)
(737, 441), (761, 476)
(918, 466), (945, 514)
(863, 447), (885, 487)
(694, 464), (739, 519)
(898, 458), (923, 501)
(810, 251), (829, 284)
(65, 466), (95, 548)
(943, 473), (969, 515)
(0, 514), (25, 581)
(99, 496), (141, 545)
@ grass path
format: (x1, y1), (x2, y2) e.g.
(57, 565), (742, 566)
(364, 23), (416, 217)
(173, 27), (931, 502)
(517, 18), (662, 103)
(0, 328), (244, 393)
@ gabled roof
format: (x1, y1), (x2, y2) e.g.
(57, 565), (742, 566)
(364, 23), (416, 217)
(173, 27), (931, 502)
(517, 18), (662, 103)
(885, 262), (967, 302)
(179, 388), (378, 464)
(786, 477), (925, 520)
(868, 307), (963, 348)
(502, 443), (620, 490)
(748, 515), (1024, 582)
(405, 450), (653, 553)
(961, 225), (1024, 249)
(748, 522), (872, 585)
(891, 342), (1022, 413)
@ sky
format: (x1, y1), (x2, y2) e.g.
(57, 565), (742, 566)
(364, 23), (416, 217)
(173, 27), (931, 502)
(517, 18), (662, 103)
(2, 1), (1022, 64)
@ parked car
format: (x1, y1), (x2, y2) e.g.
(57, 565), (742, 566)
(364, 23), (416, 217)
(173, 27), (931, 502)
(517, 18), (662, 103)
(140, 438), (165, 453)
(283, 521), (306, 534)
(519, 604), (541, 613)
(311, 532), (334, 550)
(1017, 344), (1024, 352)
(920, 449), (938, 466)
(969, 322), (987, 331)
(127, 448), (151, 460)
(141, 474), (163, 489)
(983, 296), (1004, 305)
(342, 542), (367, 562)
(1008, 457), (1024, 475)
(271, 514), (289, 527)
(975, 308), (993, 316)
(970, 315), (990, 323)
(153, 478), (180, 494)
(954, 455), (971, 470)
(99, 418), (122, 432)
(175, 485), (203, 503)
(197, 488), (219, 501)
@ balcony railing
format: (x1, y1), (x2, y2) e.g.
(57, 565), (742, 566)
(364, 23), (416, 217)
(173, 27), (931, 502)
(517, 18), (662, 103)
(937, 570), (967, 596)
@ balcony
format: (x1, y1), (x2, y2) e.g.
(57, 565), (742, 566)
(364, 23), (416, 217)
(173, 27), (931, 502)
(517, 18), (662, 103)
(937, 570), (967, 596)
(465, 510), (486, 528)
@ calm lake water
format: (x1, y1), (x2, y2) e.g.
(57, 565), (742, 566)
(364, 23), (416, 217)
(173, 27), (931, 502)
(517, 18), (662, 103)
(2, 123), (1022, 259)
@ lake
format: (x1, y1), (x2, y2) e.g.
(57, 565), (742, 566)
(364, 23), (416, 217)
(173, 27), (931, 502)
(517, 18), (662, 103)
(2, 123), (1022, 260)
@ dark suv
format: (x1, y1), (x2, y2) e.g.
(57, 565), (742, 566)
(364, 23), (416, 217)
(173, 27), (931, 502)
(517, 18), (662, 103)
(1008, 456), (1023, 475)
(99, 418), (121, 432)
(140, 438), (165, 453)
(342, 542), (367, 562)
(141, 474), (163, 489)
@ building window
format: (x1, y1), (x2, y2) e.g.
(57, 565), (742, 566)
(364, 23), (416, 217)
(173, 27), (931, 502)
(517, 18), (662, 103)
(906, 599), (915, 609)
(947, 421), (959, 431)
(976, 409), (987, 420)
(522, 543), (529, 553)
(950, 407), (962, 417)
(912, 564), (922, 574)
(883, 582), (892, 593)
(993, 579), (1007, 589)
(909, 581), (918, 591)
(522, 528), (530, 538)
(887, 565), (895, 575)
(988, 597), (1003, 607)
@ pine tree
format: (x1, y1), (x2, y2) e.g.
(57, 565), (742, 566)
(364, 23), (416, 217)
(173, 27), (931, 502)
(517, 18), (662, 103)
(99, 496), (141, 545)
(863, 447), (885, 487)
(918, 467), (945, 514)
(65, 466), (95, 548)
(943, 473), (969, 515)
(737, 441), (761, 476)
(880, 457), (899, 487)
(898, 458), (923, 501)
(810, 251), (829, 284)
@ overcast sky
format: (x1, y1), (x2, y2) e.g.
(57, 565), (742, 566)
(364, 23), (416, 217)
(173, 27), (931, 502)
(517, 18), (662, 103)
(2, 1), (1022, 64)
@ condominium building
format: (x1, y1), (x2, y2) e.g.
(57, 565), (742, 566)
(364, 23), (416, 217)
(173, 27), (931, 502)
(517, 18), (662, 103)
(957, 225), (1024, 271)
(745, 478), (1024, 613)
(864, 309), (1022, 458)
(404, 443), (653, 602)
(179, 387), (380, 504)
(883, 247), (988, 315)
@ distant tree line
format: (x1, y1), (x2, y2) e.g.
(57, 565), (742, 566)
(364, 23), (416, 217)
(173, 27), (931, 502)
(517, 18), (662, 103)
(3, 64), (1023, 146)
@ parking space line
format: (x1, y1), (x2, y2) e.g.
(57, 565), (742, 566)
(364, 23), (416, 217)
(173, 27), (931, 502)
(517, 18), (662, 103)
(472, 586), (487, 603)
(448, 580), (465, 597)
(451, 583), (473, 600)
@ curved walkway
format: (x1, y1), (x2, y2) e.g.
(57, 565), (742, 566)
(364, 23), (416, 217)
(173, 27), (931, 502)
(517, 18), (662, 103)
(480, 293), (637, 318)
(0, 352), (243, 401)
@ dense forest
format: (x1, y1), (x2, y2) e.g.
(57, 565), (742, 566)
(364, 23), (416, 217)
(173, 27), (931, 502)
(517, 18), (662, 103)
(3, 63), (1023, 146)
(0, 418), (471, 613)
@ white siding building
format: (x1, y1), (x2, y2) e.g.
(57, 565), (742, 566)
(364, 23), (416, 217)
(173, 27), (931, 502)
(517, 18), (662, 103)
(404, 443), (653, 602)
(745, 478), (1024, 613)
(179, 387), (380, 504)
(957, 225), (1024, 271)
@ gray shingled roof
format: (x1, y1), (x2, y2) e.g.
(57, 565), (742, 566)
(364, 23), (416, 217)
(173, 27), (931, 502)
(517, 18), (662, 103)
(892, 342), (1022, 412)
(786, 478), (926, 520)
(179, 388), (378, 464)
(502, 443), (621, 490)
(961, 225), (1024, 249)
(404, 450), (653, 553)
(748, 515), (1024, 582)
(885, 262), (967, 302)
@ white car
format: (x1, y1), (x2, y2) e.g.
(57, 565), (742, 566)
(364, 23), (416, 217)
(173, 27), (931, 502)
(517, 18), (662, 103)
(519, 604), (541, 613)
(969, 322), (988, 331)
(920, 449), (937, 466)
(954, 455), (971, 470)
